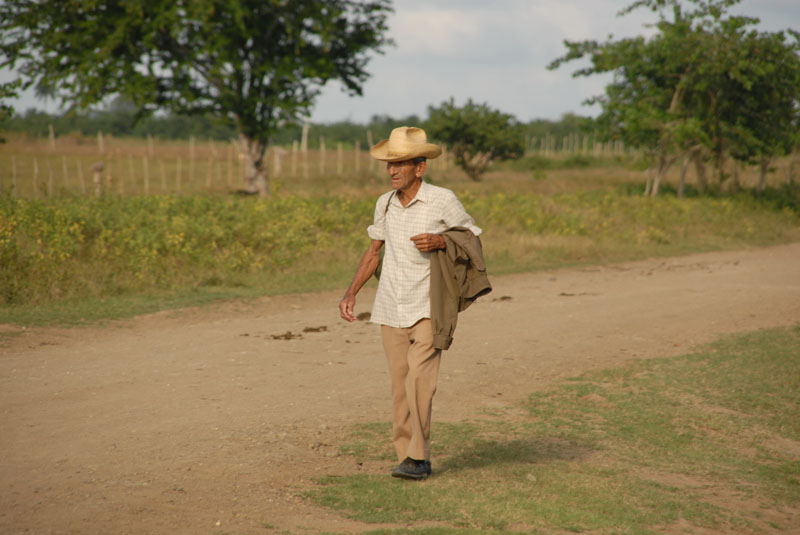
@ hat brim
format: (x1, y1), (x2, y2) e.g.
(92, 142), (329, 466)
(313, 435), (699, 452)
(369, 140), (442, 162)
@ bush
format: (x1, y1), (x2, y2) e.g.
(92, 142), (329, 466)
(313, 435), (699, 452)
(0, 195), (372, 305)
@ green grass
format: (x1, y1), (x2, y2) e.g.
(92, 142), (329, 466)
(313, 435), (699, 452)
(1, 174), (799, 325)
(307, 326), (800, 534)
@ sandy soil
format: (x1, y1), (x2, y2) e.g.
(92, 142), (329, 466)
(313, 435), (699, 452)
(2, 243), (799, 534)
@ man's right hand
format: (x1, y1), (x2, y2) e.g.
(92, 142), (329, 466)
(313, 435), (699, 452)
(339, 294), (357, 322)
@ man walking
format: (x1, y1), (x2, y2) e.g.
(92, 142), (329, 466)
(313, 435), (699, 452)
(338, 126), (487, 479)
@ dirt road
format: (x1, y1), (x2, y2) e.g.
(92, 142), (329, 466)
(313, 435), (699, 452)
(2, 243), (799, 534)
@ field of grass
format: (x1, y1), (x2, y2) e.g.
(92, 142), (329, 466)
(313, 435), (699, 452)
(1, 136), (799, 325)
(308, 326), (800, 534)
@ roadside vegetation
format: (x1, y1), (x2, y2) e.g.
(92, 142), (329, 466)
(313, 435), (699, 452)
(309, 326), (800, 534)
(1, 157), (798, 325)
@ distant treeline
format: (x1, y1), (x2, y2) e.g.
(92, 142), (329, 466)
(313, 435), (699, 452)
(3, 103), (596, 150)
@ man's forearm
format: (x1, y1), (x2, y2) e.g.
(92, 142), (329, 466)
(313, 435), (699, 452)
(344, 241), (383, 298)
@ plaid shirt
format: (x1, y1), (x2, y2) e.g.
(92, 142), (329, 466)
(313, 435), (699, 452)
(367, 181), (482, 328)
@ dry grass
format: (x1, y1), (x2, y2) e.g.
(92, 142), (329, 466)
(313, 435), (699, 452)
(5, 133), (794, 199)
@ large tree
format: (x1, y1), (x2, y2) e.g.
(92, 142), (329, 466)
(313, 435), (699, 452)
(426, 98), (524, 181)
(549, 0), (800, 196)
(0, 0), (392, 195)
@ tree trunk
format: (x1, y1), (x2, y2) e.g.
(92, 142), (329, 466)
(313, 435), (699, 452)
(644, 166), (654, 196)
(692, 152), (708, 194)
(757, 157), (770, 193)
(457, 150), (492, 181)
(238, 134), (269, 197)
(650, 153), (675, 197)
(731, 160), (741, 192)
(715, 150), (727, 186)
(651, 158), (665, 197)
(678, 154), (690, 198)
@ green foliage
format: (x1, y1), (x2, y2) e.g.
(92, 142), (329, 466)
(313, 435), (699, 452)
(0, 194), (372, 306)
(0, 0), (393, 193)
(311, 327), (800, 533)
(507, 153), (620, 171)
(549, 0), (800, 191)
(3, 106), (238, 141)
(2, 187), (798, 319)
(0, 78), (21, 142)
(426, 98), (525, 181)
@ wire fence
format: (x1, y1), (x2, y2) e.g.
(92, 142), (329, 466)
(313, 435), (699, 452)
(18, 129), (796, 199)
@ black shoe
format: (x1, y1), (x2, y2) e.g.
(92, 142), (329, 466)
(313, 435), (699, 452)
(391, 457), (431, 480)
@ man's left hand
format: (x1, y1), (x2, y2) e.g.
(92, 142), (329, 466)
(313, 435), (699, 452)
(410, 233), (445, 252)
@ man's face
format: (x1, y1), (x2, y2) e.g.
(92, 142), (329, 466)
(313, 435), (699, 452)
(386, 159), (424, 192)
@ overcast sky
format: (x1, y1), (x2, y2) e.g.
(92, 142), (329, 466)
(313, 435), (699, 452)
(2, 0), (798, 124)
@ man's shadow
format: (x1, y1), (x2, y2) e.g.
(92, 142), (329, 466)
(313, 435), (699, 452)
(436, 435), (595, 473)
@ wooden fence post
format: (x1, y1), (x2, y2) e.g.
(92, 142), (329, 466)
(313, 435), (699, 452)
(49, 124), (56, 151)
(127, 154), (136, 195)
(62, 155), (70, 191)
(107, 155), (114, 193)
(77, 159), (86, 194)
(92, 162), (104, 196)
(227, 144), (233, 187)
(143, 156), (151, 194)
(291, 140), (298, 177)
(176, 157), (182, 193)
(354, 141), (361, 173)
(273, 146), (286, 178)
(47, 159), (55, 197)
(319, 136), (326, 176)
(366, 130), (375, 171)
(337, 142), (343, 176)
(159, 158), (167, 192)
(97, 131), (105, 154)
(301, 123), (309, 179)
(33, 158), (40, 199)
(11, 156), (17, 196)
(189, 136), (196, 187)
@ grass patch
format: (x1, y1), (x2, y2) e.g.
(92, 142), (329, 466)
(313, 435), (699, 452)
(308, 326), (800, 534)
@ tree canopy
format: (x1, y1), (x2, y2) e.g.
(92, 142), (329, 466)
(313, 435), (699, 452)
(426, 98), (525, 181)
(0, 0), (392, 194)
(548, 0), (800, 195)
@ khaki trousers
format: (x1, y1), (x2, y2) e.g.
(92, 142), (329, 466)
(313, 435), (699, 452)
(381, 318), (442, 462)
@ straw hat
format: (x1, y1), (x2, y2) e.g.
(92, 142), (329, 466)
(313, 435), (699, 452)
(370, 126), (442, 162)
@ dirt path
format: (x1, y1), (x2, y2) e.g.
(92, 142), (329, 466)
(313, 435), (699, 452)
(2, 243), (799, 534)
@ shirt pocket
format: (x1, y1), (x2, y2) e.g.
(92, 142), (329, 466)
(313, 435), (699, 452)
(407, 248), (430, 265)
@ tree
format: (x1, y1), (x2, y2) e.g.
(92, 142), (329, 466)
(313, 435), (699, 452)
(548, 0), (800, 196)
(0, 0), (392, 195)
(426, 98), (524, 181)
(0, 81), (19, 143)
(719, 29), (800, 191)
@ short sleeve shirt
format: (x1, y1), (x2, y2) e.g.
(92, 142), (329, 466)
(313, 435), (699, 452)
(367, 181), (482, 328)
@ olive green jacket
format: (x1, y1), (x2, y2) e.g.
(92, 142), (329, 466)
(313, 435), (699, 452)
(430, 228), (492, 350)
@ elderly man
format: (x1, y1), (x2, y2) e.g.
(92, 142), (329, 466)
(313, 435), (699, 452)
(339, 126), (488, 479)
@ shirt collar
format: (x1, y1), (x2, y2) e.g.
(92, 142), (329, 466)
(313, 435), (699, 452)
(393, 180), (430, 207)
